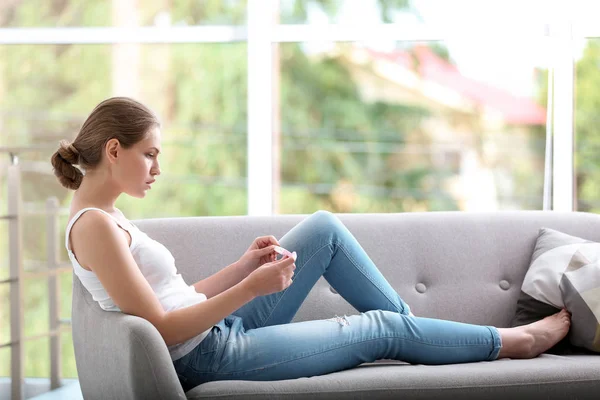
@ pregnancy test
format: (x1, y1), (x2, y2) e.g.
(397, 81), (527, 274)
(273, 245), (297, 261)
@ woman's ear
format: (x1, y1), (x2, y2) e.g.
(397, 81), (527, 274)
(105, 138), (120, 164)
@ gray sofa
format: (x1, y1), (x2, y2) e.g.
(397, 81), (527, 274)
(71, 211), (600, 399)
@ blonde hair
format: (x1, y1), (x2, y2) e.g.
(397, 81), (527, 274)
(51, 97), (160, 190)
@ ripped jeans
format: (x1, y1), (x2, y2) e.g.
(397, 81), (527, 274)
(173, 211), (502, 391)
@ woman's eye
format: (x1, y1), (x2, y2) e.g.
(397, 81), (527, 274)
(146, 154), (155, 158)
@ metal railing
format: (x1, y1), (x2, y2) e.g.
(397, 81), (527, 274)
(1, 148), (72, 400)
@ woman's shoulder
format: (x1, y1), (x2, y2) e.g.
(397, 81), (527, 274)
(68, 204), (133, 237)
(68, 204), (128, 227)
(68, 205), (119, 240)
(67, 205), (134, 261)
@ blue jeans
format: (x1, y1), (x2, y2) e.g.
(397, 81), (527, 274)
(173, 211), (502, 391)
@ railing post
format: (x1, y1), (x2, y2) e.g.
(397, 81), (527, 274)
(47, 196), (62, 390)
(8, 154), (24, 400)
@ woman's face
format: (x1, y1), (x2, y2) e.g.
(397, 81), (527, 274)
(117, 127), (162, 198)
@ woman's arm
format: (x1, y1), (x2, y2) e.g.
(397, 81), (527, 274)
(72, 211), (257, 347)
(163, 280), (256, 346)
(193, 235), (282, 298)
(192, 261), (251, 299)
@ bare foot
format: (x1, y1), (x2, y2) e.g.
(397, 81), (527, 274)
(498, 309), (571, 359)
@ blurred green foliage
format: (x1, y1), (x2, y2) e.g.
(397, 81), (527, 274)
(574, 40), (600, 212)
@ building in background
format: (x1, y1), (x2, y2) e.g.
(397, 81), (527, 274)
(332, 43), (546, 210)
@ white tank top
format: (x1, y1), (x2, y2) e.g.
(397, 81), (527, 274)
(65, 207), (211, 361)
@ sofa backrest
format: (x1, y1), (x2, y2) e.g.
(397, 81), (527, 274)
(128, 211), (600, 328)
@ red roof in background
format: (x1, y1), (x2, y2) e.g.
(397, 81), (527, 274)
(366, 45), (546, 125)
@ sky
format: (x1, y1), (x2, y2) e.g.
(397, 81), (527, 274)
(307, 0), (600, 97)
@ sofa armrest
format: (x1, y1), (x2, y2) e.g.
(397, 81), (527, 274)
(72, 273), (186, 400)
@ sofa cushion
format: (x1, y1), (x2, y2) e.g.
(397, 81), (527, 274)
(512, 227), (600, 352)
(184, 355), (600, 399)
(561, 259), (600, 351)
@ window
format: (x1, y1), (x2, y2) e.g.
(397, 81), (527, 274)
(575, 38), (600, 213)
(276, 39), (548, 212)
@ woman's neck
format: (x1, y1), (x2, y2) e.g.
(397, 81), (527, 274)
(74, 170), (122, 211)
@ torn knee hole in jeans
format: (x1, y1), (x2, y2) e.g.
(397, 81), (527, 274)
(326, 314), (350, 326)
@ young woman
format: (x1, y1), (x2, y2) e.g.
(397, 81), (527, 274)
(52, 97), (571, 392)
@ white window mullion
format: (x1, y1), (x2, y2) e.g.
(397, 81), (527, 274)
(273, 24), (444, 42)
(543, 66), (554, 211)
(272, 23), (547, 43)
(247, 0), (274, 215)
(551, 21), (575, 211)
(0, 26), (246, 44)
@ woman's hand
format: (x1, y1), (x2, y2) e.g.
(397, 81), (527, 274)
(236, 235), (282, 274)
(242, 256), (296, 297)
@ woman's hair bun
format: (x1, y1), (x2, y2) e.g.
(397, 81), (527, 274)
(50, 139), (83, 190)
